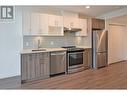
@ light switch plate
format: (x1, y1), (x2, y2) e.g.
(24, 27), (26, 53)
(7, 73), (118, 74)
(50, 41), (54, 45)
(25, 42), (29, 46)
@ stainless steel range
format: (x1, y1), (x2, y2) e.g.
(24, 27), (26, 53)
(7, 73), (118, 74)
(62, 46), (85, 74)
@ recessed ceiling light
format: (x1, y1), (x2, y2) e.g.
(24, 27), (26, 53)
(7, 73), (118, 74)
(86, 6), (90, 9)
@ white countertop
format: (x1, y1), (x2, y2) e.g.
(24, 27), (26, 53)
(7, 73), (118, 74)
(21, 48), (67, 54)
(21, 46), (91, 54)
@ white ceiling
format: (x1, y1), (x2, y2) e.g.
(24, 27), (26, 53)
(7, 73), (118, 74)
(37, 6), (127, 17)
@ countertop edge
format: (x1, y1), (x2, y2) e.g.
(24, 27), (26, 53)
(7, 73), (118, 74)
(21, 48), (67, 54)
(21, 46), (92, 54)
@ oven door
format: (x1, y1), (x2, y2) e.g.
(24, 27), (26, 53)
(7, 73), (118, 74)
(68, 52), (84, 67)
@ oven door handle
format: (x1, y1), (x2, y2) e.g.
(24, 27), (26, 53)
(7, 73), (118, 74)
(68, 52), (84, 55)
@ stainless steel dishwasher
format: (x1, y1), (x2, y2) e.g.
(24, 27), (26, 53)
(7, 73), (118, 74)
(50, 51), (66, 76)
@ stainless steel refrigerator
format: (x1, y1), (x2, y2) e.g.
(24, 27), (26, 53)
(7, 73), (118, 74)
(92, 29), (108, 69)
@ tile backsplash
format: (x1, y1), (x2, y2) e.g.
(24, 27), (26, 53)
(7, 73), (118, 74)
(23, 31), (91, 49)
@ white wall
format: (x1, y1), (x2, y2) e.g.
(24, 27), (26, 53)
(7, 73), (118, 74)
(0, 7), (23, 78)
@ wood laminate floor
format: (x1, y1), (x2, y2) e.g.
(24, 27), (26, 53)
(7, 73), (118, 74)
(1, 61), (127, 89)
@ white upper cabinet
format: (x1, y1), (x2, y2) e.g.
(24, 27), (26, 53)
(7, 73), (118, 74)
(48, 14), (63, 27)
(30, 13), (40, 35)
(23, 12), (64, 36)
(75, 19), (88, 36)
(23, 12), (48, 36)
(22, 11), (88, 36)
(39, 14), (49, 35)
(48, 14), (64, 36)
(22, 12), (31, 35)
(63, 16), (79, 28)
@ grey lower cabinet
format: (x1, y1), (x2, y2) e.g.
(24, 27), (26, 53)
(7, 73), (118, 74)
(84, 48), (92, 69)
(21, 52), (50, 83)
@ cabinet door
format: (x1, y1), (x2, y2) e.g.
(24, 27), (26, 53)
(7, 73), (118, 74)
(100, 19), (105, 29)
(39, 14), (49, 35)
(88, 49), (92, 68)
(63, 16), (79, 28)
(71, 17), (79, 28)
(39, 52), (50, 78)
(48, 14), (63, 27)
(84, 50), (88, 68)
(84, 49), (92, 69)
(21, 54), (35, 80)
(21, 54), (36, 81)
(30, 13), (40, 35)
(76, 19), (87, 36)
(21, 54), (28, 81)
(92, 18), (99, 29)
(27, 54), (36, 80)
(22, 12), (31, 35)
(48, 14), (64, 36)
(92, 18), (105, 29)
(21, 53), (50, 83)
(63, 16), (71, 28)
(35, 53), (41, 78)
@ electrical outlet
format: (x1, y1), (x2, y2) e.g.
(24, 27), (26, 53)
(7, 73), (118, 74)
(50, 41), (54, 45)
(25, 42), (29, 46)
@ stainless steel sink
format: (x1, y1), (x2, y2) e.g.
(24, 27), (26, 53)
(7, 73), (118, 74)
(32, 48), (46, 51)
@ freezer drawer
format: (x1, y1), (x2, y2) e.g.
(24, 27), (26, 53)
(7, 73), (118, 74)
(50, 51), (66, 75)
(96, 52), (108, 68)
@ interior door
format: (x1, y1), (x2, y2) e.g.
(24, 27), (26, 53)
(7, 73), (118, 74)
(108, 25), (125, 64)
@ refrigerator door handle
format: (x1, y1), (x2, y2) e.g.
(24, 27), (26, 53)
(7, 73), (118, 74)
(96, 33), (100, 52)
